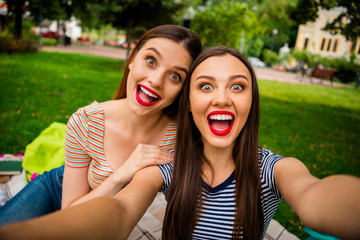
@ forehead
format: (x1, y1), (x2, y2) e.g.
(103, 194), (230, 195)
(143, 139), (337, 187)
(139, 38), (192, 64)
(191, 54), (252, 82)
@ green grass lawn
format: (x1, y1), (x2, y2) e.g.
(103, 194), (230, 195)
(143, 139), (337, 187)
(0, 51), (124, 153)
(259, 80), (360, 238)
(1, 51), (359, 239)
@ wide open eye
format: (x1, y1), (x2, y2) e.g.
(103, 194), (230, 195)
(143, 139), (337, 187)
(231, 84), (244, 91)
(170, 72), (181, 82)
(200, 83), (213, 91)
(146, 56), (156, 66)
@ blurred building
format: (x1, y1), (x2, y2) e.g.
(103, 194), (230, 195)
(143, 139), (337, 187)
(295, 7), (360, 62)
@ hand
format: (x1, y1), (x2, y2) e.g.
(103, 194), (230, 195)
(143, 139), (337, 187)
(114, 143), (173, 184)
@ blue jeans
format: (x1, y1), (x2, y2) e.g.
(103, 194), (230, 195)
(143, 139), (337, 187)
(0, 165), (64, 226)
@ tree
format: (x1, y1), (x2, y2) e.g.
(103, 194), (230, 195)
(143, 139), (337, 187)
(190, 0), (262, 49)
(109, 0), (184, 57)
(323, 1), (360, 42)
(67, 0), (184, 58)
(290, 0), (359, 42)
(256, 0), (298, 52)
(5, 0), (26, 40)
(5, 0), (73, 41)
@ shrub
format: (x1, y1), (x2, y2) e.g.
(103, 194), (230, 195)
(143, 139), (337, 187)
(0, 35), (15, 53)
(291, 49), (359, 84)
(262, 49), (279, 66)
(0, 34), (38, 54)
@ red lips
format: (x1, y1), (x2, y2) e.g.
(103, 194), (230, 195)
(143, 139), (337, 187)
(136, 84), (161, 106)
(207, 111), (235, 136)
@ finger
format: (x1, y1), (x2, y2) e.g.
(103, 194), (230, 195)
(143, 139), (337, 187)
(140, 152), (172, 166)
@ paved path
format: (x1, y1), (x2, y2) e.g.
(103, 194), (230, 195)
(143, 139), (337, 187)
(41, 44), (349, 88)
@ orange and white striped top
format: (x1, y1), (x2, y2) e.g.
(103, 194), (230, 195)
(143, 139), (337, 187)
(64, 101), (177, 189)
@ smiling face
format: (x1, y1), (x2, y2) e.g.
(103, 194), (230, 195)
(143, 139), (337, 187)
(127, 37), (192, 116)
(189, 54), (253, 150)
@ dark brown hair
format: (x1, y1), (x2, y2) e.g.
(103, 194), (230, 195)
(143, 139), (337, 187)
(113, 25), (202, 118)
(162, 46), (263, 239)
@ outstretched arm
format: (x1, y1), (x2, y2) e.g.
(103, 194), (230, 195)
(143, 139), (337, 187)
(275, 157), (360, 239)
(0, 166), (164, 240)
(0, 197), (126, 240)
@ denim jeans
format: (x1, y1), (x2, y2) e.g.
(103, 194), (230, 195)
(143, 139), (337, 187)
(0, 165), (64, 226)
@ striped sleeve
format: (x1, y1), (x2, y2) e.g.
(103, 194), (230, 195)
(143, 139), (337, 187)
(260, 148), (284, 236)
(160, 121), (177, 153)
(64, 108), (92, 168)
(158, 163), (173, 199)
(261, 148), (283, 200)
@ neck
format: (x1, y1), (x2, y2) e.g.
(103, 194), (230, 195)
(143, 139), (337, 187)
(202, 141), (235, 187)
(119, 99), (169, 137)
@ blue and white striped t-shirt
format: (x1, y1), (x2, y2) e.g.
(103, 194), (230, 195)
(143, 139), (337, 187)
(158, 148), (283, 239)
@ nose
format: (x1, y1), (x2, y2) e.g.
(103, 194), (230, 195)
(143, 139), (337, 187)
(212, 89), (231, 107)
(148, 70), (165, 89)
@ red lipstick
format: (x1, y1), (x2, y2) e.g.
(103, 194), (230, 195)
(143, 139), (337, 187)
(136, 84), (161, 106)
(207, 111), (235, 136)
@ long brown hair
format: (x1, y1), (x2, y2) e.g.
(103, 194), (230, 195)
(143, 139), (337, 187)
(162, 46), (263, 239)
(112, 25), (202, 118)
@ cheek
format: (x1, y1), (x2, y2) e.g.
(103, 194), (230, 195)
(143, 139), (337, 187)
(166, 83), (183, 101)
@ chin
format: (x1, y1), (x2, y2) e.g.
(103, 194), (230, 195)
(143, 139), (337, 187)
(205, 136), (236, 150)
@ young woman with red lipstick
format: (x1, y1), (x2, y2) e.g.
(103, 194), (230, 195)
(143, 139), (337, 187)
(1, 47), (359, 240)
(160, 46), (360, 240)
(0, 24), (202, 226)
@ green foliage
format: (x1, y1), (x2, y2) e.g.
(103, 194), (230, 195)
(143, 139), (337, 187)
(0, 32), (38, 54)
(291, 49), (360, 83)
(243, 37), (264, 57)
(290, 0), (359, 42)
(262, 49), (279, 66)
(257, 0), (298, 51)
(190, 0), (261, 49)
(110, 0), (182, 31)
(132, 26), (148, 39)
(0, 20), (38, 54)
(291, 49), (317, 67)
(289, 0), (321, 25)
(323, 0), (360, 42)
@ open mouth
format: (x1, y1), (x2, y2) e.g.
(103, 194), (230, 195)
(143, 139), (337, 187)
(136, 84), (161, 106)
(207, 111), (234, 136)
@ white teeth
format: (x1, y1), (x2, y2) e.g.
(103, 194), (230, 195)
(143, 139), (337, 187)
(140, 86), (158, 99)
(209, 114), (233, 120)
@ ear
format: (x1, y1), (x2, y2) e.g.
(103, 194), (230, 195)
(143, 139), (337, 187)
(188, 103), (192, 112)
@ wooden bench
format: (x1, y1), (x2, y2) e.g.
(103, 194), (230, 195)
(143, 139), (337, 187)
(300, 64), (337, 85)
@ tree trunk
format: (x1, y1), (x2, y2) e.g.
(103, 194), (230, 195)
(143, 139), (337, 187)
(38, 0), (43, 47)
(14, 1), (23, 40)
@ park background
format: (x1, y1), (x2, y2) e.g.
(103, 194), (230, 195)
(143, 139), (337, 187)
(1, 0), (360, 239)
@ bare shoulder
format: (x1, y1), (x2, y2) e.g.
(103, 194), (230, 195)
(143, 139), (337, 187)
(99, 99), (124, 112)
(275, 157), (310, 174)
(99, 99), (127, 120)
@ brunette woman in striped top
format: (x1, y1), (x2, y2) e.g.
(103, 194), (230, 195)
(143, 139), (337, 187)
(0, 25), (202, 225)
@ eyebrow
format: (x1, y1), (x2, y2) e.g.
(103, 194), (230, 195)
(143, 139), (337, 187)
(195, 74), (248, 82)
(146, 47), (188, 75)
(147, 47), (162, 60)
